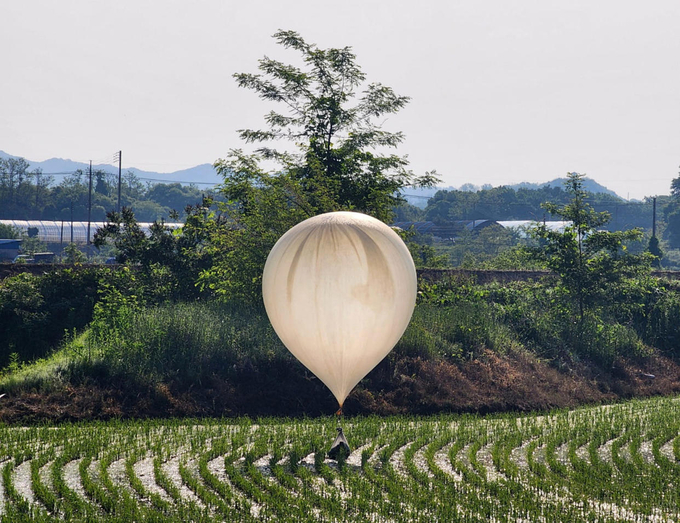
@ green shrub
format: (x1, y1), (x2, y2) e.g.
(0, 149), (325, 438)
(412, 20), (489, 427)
(395, 306), (463, 360)
(396, 302), (515, 361)
(86, 300), (290, 386)
(642, 289), (680, 354)
(0, 267), (138, 368)
(562, 314), (649, 366)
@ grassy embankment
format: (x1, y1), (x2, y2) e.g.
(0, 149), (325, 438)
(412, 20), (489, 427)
(2, 272), (679, 422)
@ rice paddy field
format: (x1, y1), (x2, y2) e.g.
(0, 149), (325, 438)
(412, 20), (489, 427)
(1, 396), (680, 522)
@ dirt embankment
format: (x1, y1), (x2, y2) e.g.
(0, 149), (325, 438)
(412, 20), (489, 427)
(2, 351), (679, 424)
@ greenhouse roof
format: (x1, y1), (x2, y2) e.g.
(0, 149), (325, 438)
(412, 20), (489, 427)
(0, 220), (182, 244)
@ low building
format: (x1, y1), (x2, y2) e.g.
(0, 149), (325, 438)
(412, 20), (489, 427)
(496, 220), (570, 237)
(0, 239), (22, 261)
(392, 220), (499, 241)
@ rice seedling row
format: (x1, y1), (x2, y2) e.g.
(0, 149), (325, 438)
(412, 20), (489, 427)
(1, 396), (680, 522)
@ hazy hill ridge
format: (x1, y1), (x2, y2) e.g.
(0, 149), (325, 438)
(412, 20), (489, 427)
(402, 176), (623, 207)
(2, 150), (621, 198)
(0, 150), (221, 186)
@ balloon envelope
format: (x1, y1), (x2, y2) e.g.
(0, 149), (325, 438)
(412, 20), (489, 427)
(262, 211), (417, 407)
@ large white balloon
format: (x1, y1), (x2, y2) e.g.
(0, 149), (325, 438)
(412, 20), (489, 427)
(262, 211), (417, 407)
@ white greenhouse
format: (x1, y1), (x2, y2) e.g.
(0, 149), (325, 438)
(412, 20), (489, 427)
(0, 220), (182, 245)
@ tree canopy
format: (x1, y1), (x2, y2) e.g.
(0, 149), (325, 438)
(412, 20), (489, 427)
(203, 30), (439, 301)
(0, 158), (208, 223)
(530, 173), (650, 320)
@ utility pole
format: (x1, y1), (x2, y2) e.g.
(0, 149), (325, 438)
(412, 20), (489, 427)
(116, 150), (122, 213)
(70, 201), (74, 244)
(653, 197), (657, 238)
(34, 170), (40, 209)
(87, 160), (93, 246)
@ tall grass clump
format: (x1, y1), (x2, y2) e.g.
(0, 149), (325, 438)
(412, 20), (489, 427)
(0, 266), (142, 368)
(494, 282), (651, 366)
(419, 278), (653, 367)
(396, 302), (516, 361)
(88, 294), (289, 386)
(639, 285), (680, 353)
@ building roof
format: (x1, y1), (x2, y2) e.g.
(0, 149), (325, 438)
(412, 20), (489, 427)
(392, 220), (500, 239)
(0, 239), (21, 247)
(497, 220), (570, 232)
(392, 221), (436, 234)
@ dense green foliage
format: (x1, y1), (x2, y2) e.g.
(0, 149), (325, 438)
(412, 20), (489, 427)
(0, 397), (679, 521)
(2, 167), (678, 394)
(6, 267), (680, 398)
(417, 275), (678, 366)
(530, 173), (651, 321)
(93, 202), (217, 301)
(423, 182), (661, 233)
(62, 242), (87, 264)
(87, 299), (282, 388)
(0, 267), (140, 368)
(0, 223), (19, 239)
(432, 224), (527, 268)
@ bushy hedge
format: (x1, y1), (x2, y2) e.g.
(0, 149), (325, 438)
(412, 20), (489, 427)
(417, 276), (678, 367)
(0, 267), (139, 367)
(88, 298), (287, 386)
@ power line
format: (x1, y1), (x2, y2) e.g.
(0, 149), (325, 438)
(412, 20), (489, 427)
(401, 194), (431, 199)
(20, 172), (93, 178)
(136, 177), (219, 185)
(10, 171), (220, 185)
(92, 153), (117, 166)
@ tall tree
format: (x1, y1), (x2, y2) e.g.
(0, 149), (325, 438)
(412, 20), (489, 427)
(670, 166), (680, 198)
(203, 30), (438, 301)
(530, 173), (650, 320)
(219, 30), (437, 222)
(0, 157), (30, 203)
(0, 157), (43, 216)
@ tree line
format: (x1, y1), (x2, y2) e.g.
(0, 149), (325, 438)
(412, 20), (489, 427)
(423, 184), (655, 229)
(0, 156), (209, 223)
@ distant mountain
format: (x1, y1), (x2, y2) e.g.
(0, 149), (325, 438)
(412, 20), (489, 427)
(402, 176), (622, 208)
(0, 150), (222, 187)
(1, 151), (623, 203)
(510, 178), (621, 198)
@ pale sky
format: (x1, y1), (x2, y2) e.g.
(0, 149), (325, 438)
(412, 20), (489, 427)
(2, 0), (679, 200)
